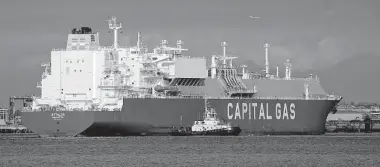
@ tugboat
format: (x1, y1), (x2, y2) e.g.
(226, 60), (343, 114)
(171, 100), (242, 136)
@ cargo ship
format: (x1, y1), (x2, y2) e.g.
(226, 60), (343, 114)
(20, 16), (342, 137)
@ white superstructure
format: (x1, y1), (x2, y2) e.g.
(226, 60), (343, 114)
(32, 16), (194, 112)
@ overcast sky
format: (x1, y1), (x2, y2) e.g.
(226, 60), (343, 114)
(0, 0), (379, 106)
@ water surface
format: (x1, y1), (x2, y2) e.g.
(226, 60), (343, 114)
(1, 135), (379, 166)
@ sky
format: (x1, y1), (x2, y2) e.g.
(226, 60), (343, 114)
(0, 0), (379, 106)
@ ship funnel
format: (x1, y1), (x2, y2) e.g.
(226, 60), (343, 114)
(211, 55), (217, 78)
(264, 43), (270, 78)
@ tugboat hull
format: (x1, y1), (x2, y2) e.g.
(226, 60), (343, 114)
(171, 127), (242, 136)
(191, 127), (242, 136)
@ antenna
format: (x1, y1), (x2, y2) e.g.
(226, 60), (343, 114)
(108, 16), (122, 49)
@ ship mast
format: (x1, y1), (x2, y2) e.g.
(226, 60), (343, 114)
(222, 42), (227, 68)
(264, 43), (270, 78)
(105, 16), (125, 97)
(276, 65), (279, 78)
(108, 16), (122, 50)
(204, 98), (210, 119)
(204, 98), (208, 111)
(137, 32), (142, 54)
(284, 59), (292, 80)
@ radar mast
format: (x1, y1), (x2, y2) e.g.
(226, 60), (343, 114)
(108, 16), (122, 50)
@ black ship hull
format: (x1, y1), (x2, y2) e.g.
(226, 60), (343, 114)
(20, 97), (341, 137)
